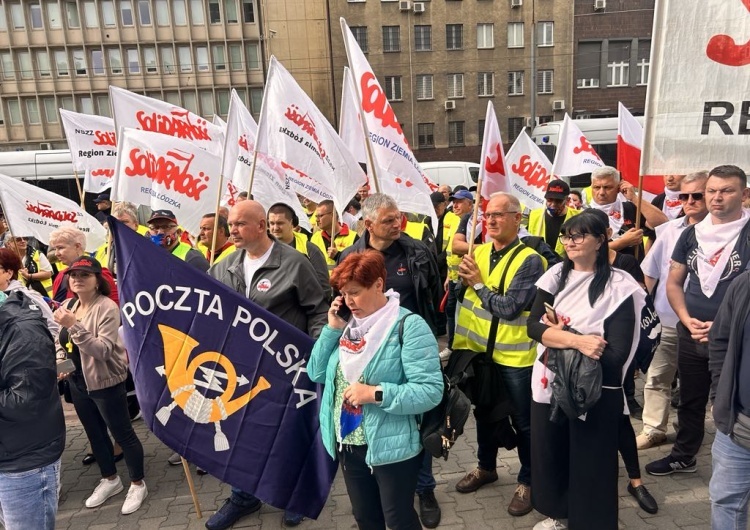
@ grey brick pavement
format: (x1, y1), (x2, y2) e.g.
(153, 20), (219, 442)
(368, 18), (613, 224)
(55, 380), (713, 530)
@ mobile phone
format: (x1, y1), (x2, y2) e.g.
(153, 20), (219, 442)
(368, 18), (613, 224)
(544, 302), (558, 325)
(57, 358), (76, 375)
(337, 299), (352, 321)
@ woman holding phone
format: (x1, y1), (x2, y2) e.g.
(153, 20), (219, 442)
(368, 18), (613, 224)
(526, 213), (646, 530)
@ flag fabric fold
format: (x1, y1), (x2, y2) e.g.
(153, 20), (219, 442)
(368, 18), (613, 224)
(551, 114), (604, 177)
(478, 102), (509, 201)
(505, 131), (552, 211)
(617, 103), (662, 196)
(59, 109), (117, 193)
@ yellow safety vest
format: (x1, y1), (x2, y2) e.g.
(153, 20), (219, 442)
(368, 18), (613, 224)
(209, 243), (236, 264)
(403, 220), (427, 241)
(452, 242), (541, 367)
(311, 228), (358, 274)
(582, 186), (593, 206)
(442, 211), (459, 253)
(136, 225), (150, 236)
(292, 232), (310, 256)
(171, 242), (192, 261)
(94, 243), (110, 273)
(527, 207), (581, 256)
(30, 249), (53, 296)
(445, 216), (463, 282)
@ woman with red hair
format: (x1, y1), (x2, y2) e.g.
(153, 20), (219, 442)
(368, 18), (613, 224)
(0, 248), (58, 334)
(308, 249), (443, 530)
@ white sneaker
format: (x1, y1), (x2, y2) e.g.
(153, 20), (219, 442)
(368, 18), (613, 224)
(533, 518), (568, 530)
(167, 451), (182, 465)
(439, 347), (453, 361)
(85, 476), (124, 508)
(121, 482), (148, 515)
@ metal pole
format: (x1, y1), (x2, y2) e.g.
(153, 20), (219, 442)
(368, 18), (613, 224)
(530, 0), (537, 132)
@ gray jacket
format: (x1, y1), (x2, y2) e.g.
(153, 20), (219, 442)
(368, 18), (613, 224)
(209, 240), (329, 338)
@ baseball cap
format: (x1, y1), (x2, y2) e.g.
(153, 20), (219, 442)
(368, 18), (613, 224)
(64, 256), (102, 275)
(147, 209), (178, 224)
(93, 192), (111, 204)
(545, 179), (570, 200)
(430, 191), (447, 205)
(449, 190), (474, 202)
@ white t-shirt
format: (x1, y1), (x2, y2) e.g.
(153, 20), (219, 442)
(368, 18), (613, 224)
(243, 245), (274, 297)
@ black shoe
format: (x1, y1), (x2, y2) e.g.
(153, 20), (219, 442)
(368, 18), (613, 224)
(205, 498), (262, 530)
(418, 490), (441, 529)
(627, 483), (658, 514)
(114, 453), (124, 463)
(82, 453), (96, 466)
(197, 467), (208, 476)
(282, 510), (304, 527)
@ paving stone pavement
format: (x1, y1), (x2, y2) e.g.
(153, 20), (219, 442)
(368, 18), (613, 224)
(56, 377), (713, 530)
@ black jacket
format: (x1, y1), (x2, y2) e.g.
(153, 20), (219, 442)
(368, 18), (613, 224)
(709, 270), (750, 435)
(0, 292), (65, 472)
(339, 232), (440, 334)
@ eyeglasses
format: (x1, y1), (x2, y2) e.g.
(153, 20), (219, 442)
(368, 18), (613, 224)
(678, 192), (704, 202)
(12, 237), (27, 242)
(484, 211), (519, 221)
(559, 233), (588, 244)
(149, 224), (178, 232)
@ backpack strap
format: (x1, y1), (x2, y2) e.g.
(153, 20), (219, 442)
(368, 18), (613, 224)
(397, 313), (419, 346)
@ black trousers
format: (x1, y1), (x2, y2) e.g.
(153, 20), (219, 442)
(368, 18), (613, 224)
(619, 414), (641, 480)
(672, 322), (711, 461)
(70, 379), (145, 482)
(531, 389), (622, 530)
(338, 445), (422, 530)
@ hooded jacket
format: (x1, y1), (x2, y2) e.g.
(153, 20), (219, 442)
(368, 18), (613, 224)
(0, 292), (65, 472)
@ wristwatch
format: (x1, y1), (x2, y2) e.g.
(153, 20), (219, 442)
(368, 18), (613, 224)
(374, 386), (383, 404)
(473, 282), (484, 291)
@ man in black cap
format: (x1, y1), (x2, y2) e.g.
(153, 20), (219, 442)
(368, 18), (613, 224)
(147, 210), (209, 272)
(526, 179), (581, 258)
(93, 193), (112, 216)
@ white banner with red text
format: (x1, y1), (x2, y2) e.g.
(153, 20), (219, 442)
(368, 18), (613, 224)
(59, 109), (117, 194)
(505, 131), (552, 211)
(551, 114), (604, 178)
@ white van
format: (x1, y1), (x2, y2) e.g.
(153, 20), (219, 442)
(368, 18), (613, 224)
(420, 161), (480, 190)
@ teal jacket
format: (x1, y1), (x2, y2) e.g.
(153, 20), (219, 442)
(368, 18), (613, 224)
(308, 308), (443, 467)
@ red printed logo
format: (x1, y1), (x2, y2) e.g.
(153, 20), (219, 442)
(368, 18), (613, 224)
(285, 105), (327, 159)
(93, 131), (116, 146)
(124, 148), (210, 201)
(511, 154), (549, 190)
(706, 0), (750, 66)
(25, 201), (79, 223)
(573, 136), (598, 157)
(484, 144), (506, 176)
(256, 278), (272, 292)
(360, 72), (407, 143)
(90, 168), (114, 179)
(136, 109), (212, 141)
(238, 134), (250, 152)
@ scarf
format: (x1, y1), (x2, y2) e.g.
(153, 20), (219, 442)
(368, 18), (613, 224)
(694, 209), (750, 298)
(662, 187), (683, 220)
(589, 196), (625, 236)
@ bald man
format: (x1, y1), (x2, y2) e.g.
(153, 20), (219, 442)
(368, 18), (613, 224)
(206, 201), (328, 529)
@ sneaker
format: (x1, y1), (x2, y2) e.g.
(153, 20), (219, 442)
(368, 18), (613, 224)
(645, 455), (697, 476)
(85, 476), (124, 508)
(439, 348), (453, 361)
(167, 452), (182, 465)
(455, 467), (498, 493)
(508, 483), (532, 516)
(282, 510), (304, 527)
(121, 482), (148, 515)
(417, 490), (441, 528)
(533, 518), (568, 530)
(636, 431), (667, 450)
(205, 498), (262, 530)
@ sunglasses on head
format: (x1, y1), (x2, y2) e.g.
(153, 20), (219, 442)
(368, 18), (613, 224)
(678, 192), (704, 201)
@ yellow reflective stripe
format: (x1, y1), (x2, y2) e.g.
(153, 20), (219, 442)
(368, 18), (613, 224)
(454, 325), (534, 352)
(458, 298), (528, 327)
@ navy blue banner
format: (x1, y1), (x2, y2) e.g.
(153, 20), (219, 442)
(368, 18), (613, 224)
(111, 220), (337, 518)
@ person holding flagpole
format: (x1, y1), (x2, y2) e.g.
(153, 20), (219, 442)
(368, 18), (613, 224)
(312, 200), (359, 275)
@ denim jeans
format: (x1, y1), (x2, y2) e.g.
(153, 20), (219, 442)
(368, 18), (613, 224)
(476, 365), (532, 486)
(0, 458), (61, 530)
(710, 430), (750, 530)
(415, 451), (436, 494)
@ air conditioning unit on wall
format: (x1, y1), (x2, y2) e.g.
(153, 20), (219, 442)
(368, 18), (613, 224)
(552, 100), (565, 111)
(40, 142), (53, 150)
(511, 0), (523, 7)
(413, 2), (425, 13)
(399, 0), (411, 11)
(594, 0), (606, 10)
(444, 100), (456, 111)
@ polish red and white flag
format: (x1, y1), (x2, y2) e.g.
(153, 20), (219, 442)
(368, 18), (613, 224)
(551, 114), (604, 177)
(618, 103), (662, 196)
(59, 109), (117, 193)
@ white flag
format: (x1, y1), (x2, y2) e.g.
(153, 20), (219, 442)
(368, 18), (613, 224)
(505, 131), (552, 210)
(254, 56), (366, 217)
(59, 109), (117, 193)
(109, 86), (224, 158)
(339, 67), (367, 166)
(341, 18), (437, 231)
(111, 128), (221, 235)
(551, 114), (604, 177)
(0, 173), (106, 252)
(478, 102), (509, 201)
(212, 114), (227, 130)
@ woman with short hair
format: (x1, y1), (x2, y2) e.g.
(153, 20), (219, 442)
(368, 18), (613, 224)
(0, 248), (59, 334)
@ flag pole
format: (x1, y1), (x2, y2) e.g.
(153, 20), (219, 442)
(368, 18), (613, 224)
(247, 151), (258, 197)
(209, 176), (224, 268)
(180, 457), (203, 519)
(467, 177), (483, 256)
(74, 170), (85, 208)
(340, 20), (381, 194)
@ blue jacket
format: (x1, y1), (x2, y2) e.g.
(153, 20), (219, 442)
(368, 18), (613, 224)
(308, 307), (443, 467)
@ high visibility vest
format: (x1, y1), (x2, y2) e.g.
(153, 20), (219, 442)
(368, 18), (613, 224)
(442, 211), (459, 253)
(292, 232), (309, 256)
(452, 242), (540, 367)
(527, 207), (581, 257)
(94, 243), (109, 273)
(582, 186), (593, 206)
(136, 225), (150, 236)
(445, 216), (463, 282)
(171, 242), (193, 261)
(209, 242), (236, 264)
(31, 249), (53, 296)
(403, 220), (427, 241)
(311, 228), (358, 274)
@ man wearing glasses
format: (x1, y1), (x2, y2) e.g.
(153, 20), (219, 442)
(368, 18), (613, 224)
(147, 210), (209, 272)
(311, 200), (359, 276)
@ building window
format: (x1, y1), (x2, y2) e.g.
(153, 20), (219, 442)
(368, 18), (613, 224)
(83, 1), (98, 27)
(55, 50), (69, 76)
(97, 95), (111, 117)
(108, 48), (123, 74)
(507, 22), (523, 48)
(165, 92), (180, 105)
(242, 0), (254, 23)
(384, 76), (402, 101)
(209, 0), (221, 23)
(0, 7), (8, 30)
(101, 1), (116, 26)
(90, 49), (104, 75)
(8, 100), (22, 125)
(138, 0), (151, 24)
(127, 49), (139, 74)
(196, 46), (209, 71)
(0, 53), (13, 80)
(539, 115), (553, 125)
(10, 3), (25, 30)
(200, 91), (215, 116)
(172, 0), (187, 25)
(351, 26), (368, 53)
(448, 121), (464, 147)
(79, 96), (94, 115)
(446, 24), (463, 50)
(212, 44), (226, 71)
(18, 52), (33, 79)
(607, 41), (630, 87)
(37, 50), (51, 76)
(26, 99), (41, 124)
(414, 25), (431, 51)
(160, 46), (176, 73)
(43, 97), (57, 122)
(477, 72), (494, 97)
(229, 44), (243, 71)
(537, 21), (553, 47)
(576, 41), (601, 88)
(190, 0), (204, 24)
(416, 74), (433, 100)
(178, 46), (192, 72)
(478, 119), (485, 144)
(59, 96), (74, 111)
(417, 123), (434, 148)
(508, 71), (524, 95)
(477, 23), (493, 49)
(72, 49), (87, 75)
(250, 87), (263, 117)
(143, 47), (157, 73)
(121, 0), (134, 26)
(508, 117), (524, 140)
(637, 40), (650, 86)
(224, 0), (238, 23)
(65, 1), (80, 27)
(47, 1), (62, 29)
(30, 3), (44, 29)
(246, 43), (259, 69)
(447, 73), (464, 99)
(382, 26), (400, 53)
(155, 0), (169, 25)
(183, 91), (198, 113)
(217, 89), (230, 115)
(537, 69), (553, 94)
